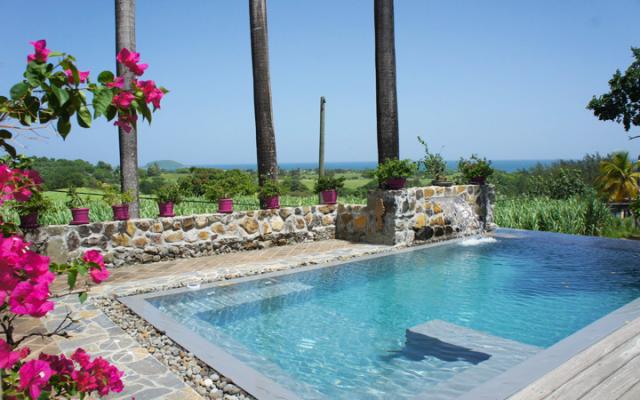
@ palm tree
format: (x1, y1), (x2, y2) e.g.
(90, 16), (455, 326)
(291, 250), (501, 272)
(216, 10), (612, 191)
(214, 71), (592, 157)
(374, 0), (399, 164)
(249, 0), (279, 197)
(597, 152), (640, 202)
(115, 0), (140, 218)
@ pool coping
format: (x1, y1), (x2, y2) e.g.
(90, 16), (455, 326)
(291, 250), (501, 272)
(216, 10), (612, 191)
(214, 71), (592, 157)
(119, 231), (640, 400)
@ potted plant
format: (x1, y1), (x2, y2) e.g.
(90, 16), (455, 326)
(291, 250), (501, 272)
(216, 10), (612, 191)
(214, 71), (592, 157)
(155, 183), (182, 217)
(259, 179), (282, 209)
(417, 136), (451, 186)
(374, 159), (417, 190)
(458, 155), (494, 185)
(315, 175), (345, 204)
(205, 177), (238, 214)
(102, 185), (134, 221)
(66, 186), (90, 225)
(13, 191), (51, 230)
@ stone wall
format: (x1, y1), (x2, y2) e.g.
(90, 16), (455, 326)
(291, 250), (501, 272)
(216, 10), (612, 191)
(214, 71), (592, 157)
(25, 205), (336, 267)
(336, 185), (495, 245)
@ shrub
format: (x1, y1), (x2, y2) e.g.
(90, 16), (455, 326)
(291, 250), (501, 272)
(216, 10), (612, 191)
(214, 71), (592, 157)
(314, 175), (345, 193)
(101, 185), (133, 206)
(65, 186), (87, 209)
(155, 183), (183, 204)
(258, 178), (282, 199)
(374, 159), (417, 184)
(458, 155), (494, 182)
(417, 136), (447, 181)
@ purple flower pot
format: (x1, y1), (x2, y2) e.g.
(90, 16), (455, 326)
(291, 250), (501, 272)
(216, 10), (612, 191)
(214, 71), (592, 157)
(112, 204), (130, 221)
(385, 177), (407, 190)
(19, 212), (39, 230)
(470, 176), (487, 185)
(70, 208), (90, 225)
(217, 198), (233, 214)
(158, 202), (175, 217)
(320, 189), (338, 205)
(262, 196), (280, 210)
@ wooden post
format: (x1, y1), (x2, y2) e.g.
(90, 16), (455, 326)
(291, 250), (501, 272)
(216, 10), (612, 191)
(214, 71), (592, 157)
(318, 96), (326, 177)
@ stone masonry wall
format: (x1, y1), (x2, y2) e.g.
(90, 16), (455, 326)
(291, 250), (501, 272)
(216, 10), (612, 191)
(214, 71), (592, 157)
(336, 185), (495, 245)
(25, 205), (336, 267)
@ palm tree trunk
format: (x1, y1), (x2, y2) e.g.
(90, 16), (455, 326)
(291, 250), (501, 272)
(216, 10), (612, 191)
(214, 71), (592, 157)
(115, 0), (140, 218)
(249, 0), (278, 195)
(374, 0), (399, 164)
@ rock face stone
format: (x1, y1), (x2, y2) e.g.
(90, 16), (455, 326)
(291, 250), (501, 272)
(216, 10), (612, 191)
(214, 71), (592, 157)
(335, 185), (495, 246)
(24, 205), (338, 268)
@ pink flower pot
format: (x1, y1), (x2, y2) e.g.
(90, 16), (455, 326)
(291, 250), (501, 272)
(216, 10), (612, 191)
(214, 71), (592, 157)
(70, 208), (90, 225)
(19, 212), (39, 230)
(112, 204), (130, 221)
(158, 202), (175, 217)
(320, 189), (338, 205)
(262, 196), (280, 210)
(217, 198), (233, 214)
(470, 176), (487, 185)
(385, 177), (406, 190)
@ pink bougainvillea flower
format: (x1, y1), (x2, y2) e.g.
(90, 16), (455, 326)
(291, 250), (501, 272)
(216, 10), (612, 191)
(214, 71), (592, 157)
(9, 282), (54, 317)
(83, 250), (105, 267)
(116, 48), (147, 76)
(22, 169), (43, 186)
(137, 80), (164, 109)
(89, 265), (110, 284)
(39, 353), (74, 377)
(27, 40), (50, 63)
(64, 69), (90, 84)
(112, 91), (135, 109)
(72, 369), (98, 393)
(106, 76), (125, 89)
(19, 359), (53, 399)
(0, 338), (22, 369)
(88, 356), (124, 395)
(113, 112), (137, 134)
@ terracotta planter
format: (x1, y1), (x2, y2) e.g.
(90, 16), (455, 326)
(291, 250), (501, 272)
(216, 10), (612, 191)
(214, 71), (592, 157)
(158, 202), (175, 217)
(320, 189), (338, 205)
(262, 196), (280, 210)
(70, 208), (90, 225)
(217, 198), (233, 214)
(385, 177), (407, 190)
(470, 176), (487, 185)
(112, 204), (130, 221)
(19, 212), (39, 230)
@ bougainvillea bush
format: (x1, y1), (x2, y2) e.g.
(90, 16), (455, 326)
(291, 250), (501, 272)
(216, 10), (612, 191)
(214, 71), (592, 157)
(0, 40), (168, 399)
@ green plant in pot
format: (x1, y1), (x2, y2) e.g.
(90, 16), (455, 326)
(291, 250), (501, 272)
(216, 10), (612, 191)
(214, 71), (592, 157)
(315, 175), (345, 204)
(374, 159), (417, 190)
(13, 191), (51, 230)
(417, 136), (451, 186)
(205, 177), (239, 214)
(458, 155), (494, 185)
(259, 178), (282, 209)
(102, 184), (134, 221)
(66, 186), (90, 225)
(155, 183), (183, 217)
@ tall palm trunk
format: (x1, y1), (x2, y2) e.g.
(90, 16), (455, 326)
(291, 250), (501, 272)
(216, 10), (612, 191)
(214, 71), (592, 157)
(374, 0), (399, 164)
(115, 0), (140, 218)
(249, 0), (278, 196)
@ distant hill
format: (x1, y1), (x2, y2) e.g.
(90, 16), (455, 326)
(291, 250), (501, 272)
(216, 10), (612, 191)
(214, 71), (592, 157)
(143, 160), (188, 171)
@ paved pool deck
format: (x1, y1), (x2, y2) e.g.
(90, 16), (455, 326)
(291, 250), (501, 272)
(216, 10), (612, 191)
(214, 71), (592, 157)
(17, 238), (640, 399)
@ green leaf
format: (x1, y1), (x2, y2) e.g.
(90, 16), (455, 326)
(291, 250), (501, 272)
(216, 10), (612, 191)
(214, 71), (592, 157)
(0, 141), (17, 158)
(77, 105), (92, 128)
(39, 109), (54, 124)
(97, 71), (115, 84)
(57, 116), (71, 139)
(51, 85), (70, 106)
(48, 51), (63, 57)
(105, 105), (117, 121)
(92, 89), (113, 118)
(10, 82), (29, 100)
(67, 270), (78, 290)
(138, 99), (152, 123)
(0, 130), (12, 139)
(78, 291), (88, 304)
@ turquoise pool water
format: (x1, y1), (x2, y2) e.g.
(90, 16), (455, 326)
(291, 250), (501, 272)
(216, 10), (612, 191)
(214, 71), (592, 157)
(149, 230), (640, 399)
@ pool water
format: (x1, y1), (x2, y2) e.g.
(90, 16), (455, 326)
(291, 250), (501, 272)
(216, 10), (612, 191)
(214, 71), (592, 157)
(149, 230), (640, 399)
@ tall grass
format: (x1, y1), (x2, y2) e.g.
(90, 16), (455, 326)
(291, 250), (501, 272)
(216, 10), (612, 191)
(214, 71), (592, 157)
(2, 193), (367, 226)
(494, 195), (614, 236)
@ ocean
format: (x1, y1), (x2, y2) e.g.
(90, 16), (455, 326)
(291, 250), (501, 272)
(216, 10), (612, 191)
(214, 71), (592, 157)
(191, 160), (558, 173)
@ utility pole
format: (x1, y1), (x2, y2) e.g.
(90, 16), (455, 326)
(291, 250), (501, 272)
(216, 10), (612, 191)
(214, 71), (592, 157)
(318, 96), (326, 177)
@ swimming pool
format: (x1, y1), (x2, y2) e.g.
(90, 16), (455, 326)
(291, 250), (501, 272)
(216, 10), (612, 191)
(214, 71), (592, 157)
(123, 229), (640, 399)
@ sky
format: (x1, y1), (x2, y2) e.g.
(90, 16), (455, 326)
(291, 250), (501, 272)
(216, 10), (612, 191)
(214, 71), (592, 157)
(2, 0), (640, 166)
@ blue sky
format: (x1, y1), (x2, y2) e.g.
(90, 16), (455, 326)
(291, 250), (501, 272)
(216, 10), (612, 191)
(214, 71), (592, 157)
(2, 0), (640, 165)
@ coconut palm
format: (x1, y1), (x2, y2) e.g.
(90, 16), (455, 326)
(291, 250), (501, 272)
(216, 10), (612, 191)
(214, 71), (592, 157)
(249, 0), (279, 197)
(597, 152), (640, 202)
(115, 0), (140, 217)
(374, 0), (399, 163)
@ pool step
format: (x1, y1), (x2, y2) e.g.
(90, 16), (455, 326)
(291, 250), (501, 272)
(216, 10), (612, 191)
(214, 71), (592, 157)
(406, 320), (541, 400)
